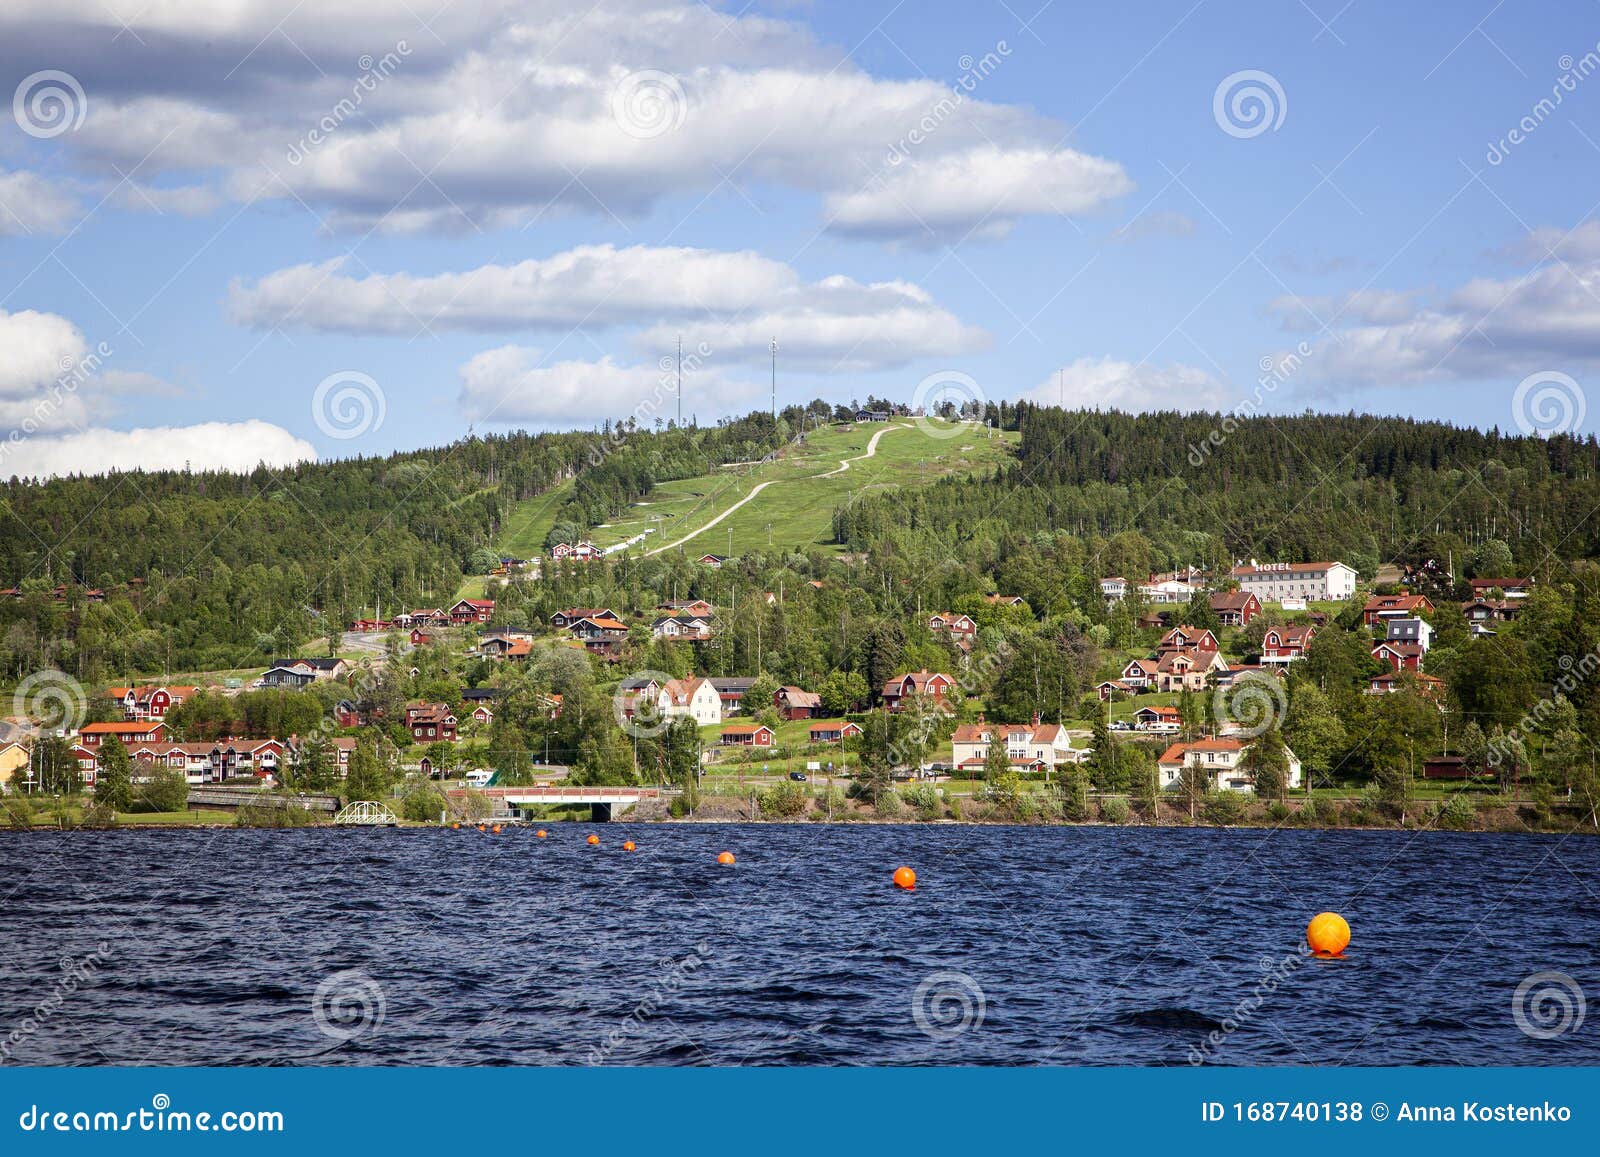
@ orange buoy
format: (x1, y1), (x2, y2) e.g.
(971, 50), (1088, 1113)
(1306, 911), (1351, 957)
(477, 824), (486, 832)
(622, 840), (636, 851)
(587, 833), (600, 845)
(893, 866), (917, 890)
(717, 851), (736, 865)
(491, 824), (501, 834)
(536, 829), (547, 839)
(451, 822), (460, 830)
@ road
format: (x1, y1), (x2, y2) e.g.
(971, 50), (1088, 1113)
(815, 422), (910, 477)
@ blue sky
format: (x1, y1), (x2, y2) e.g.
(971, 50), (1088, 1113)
(1, 0), (1598, 475)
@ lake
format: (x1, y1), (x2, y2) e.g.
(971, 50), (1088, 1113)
(1, 825), (1594, 1065)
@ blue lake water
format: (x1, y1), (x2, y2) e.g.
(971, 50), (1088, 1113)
(0, 825), (1595, 1066)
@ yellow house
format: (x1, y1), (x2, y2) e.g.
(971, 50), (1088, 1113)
(0, 740), (32, 786)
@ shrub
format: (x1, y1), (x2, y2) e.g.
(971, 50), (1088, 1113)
(402, 784), (448, 823)
(3, 795), (34, 829)
(1099, 795), (1130, 825)
(1438, 791), (1478, 831)
(823, 786), (848, 816)
(456, 789), (494, 820)
(874, 789), (904, 818)
(136, 768), (190, 814)
(668, 796), (690, 818)
(1264, 800), (1290, 823)
(757, 780), (808, 818)
(1204, 791), (1247, 825)
(81, 801), (118, 827)
(946, 796), (963, 821)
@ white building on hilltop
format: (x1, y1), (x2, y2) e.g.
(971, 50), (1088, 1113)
(1229, 560), (1357, 604)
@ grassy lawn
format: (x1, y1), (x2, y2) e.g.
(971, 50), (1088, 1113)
(115, 809), (236, 824)
(495, 477), (575, 558)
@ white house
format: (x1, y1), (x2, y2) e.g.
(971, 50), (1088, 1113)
(1229, 560), (1357, 604)
(1100, 577), (1128, 601)
(657, 677), (723, 726)
(1157, 737), (1303, 792)
(950, 721), (1076, 772)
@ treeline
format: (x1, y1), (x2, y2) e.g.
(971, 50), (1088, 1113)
(835, 405), (1600, 578)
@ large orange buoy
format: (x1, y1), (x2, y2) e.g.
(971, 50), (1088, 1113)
(536, 829), (547, 839)
(587, 833), (600, 845)
(1307, 911), (1351, 957)
(717, 851), (736, 865)
(622, 840), (636, 851)
(491, 824), (501, 834)
(893, 866), (917, 890)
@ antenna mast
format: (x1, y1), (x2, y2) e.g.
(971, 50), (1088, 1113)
(769, 336), (778, 419)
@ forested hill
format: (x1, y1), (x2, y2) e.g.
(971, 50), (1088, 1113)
(836, 404), (1600, 580)
(0, 412), (788, 677)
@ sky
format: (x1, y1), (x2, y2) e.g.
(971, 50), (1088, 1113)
(2, 0), (1599, 477)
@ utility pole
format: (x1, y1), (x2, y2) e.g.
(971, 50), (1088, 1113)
(769, 336), (778, 419)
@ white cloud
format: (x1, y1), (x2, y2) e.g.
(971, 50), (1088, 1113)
(0, 171), (79, 236)
(1, 2), (1130, 240)
(230, 246), (988, 370)
(1023, 356), (1232, 413)
(458, 346), (755, 424)
(0, 421), (316, 480)
(1291, 230), (1600, 387)
(826, 147), (1133, 241)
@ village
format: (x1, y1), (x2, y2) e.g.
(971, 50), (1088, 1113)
(3, 544), (1547, 830)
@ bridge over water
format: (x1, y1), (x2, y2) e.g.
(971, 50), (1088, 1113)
(451, 785), (665, 821)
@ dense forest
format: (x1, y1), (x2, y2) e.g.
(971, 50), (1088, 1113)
(837, 404), (1600, 579)
(0, 414), (793, 680)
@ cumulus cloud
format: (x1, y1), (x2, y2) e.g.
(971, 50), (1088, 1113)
(0, 421), (316, 480)
(0, 308), (95, 430)
(0, 1), (1130, 240)
(0, 171), (80, 236)
(1288, 228), (1600, 387)
(1023, 357), (1232, 413)
(458, 346), (756, 425)
(230, 246), (987, 370)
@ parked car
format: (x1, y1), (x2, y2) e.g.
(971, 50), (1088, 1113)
(788, 771), (808, 782)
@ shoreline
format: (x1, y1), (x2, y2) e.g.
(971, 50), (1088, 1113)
(4, 816), (1592, 835)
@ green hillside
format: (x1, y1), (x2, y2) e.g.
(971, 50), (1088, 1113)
(499, 418), (1018, 560)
